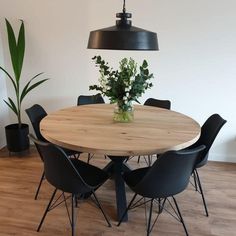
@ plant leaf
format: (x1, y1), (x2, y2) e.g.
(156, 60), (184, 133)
(4, 98), (18, 115)
(20, 79), (48, 103)
(142, 60), (148, 68)
(5, 19), (19, 81)
(0, 66), (17, 93)
(20, 72), (44, 103)
(17, 20), (25, 79)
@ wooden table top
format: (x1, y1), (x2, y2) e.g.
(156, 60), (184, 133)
(40, 104), (200, 156)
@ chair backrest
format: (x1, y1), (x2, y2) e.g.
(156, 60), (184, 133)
(77, 93), (105, 106)
(144, 98), (171, 110)
(29, 134), (92, 194)
(133, 145), (205, 199)
(190, 114), (226, 167)
(25, 104), (47, 142)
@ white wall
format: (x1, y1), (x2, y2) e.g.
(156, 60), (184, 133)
(0, 0), (235, 162)
(0, 31), (10, 148)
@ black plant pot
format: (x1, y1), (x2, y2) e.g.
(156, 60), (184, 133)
(5, 123), (29, 153)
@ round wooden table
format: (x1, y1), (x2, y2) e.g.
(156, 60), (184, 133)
(40, 104), (200, 221)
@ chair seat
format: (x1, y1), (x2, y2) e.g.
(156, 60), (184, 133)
(123, 167), (150, 188)
(71, 159), (109, 188)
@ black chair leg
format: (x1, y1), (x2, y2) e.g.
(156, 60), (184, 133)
(137, 156), (141, 163)
(71, 194), (75, 236)
(35, 171), (45, 200)
(158, 198), (162, 214)
(87, 153), (91, 163)
(92, 192), (111, 227)
(172, 196), (189, 236)
(146, 199), (154, 236)
(195, 169), (209, 217)
(192, 171), (198, 191)
(37, 188), (57, 232)
(117, 193), (137, 226)
(148, 155), (152, 166)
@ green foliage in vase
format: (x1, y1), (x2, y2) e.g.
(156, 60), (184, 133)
(0, 19), (48, 128)
(89, 55), (154, 111)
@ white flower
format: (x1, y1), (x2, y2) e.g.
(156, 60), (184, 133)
(130, 76), (135, 82)
(124, 81), (129, 86)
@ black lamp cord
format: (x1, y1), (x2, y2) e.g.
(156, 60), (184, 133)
(123, 0), (126, 13)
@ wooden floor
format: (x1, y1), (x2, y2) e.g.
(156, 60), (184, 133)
(0, 147), (236, 236)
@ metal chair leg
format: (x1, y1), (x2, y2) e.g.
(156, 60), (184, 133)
(172, 196), (189, 236)
(35, 171), (45, 200)
(71, 194), (75, 236)
(137, 156), (141, 163)
(87, 153), (91, 163)
(195, 169), (209, 217)
(193, 171), (198, 191)
(37, 188), (57, 232)
(158, 198), (162, 214)
(117, 193), (138, 226)
(92, 192), (111, 227)
(148, 155), (152, 166)
(146, 199), (154, 236)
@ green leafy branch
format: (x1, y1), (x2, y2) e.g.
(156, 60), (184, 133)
(89, 55), (154, 110)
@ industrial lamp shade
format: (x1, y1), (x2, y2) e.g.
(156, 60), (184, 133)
(87, 2), (158, 51)
(88, 25), (158, 51)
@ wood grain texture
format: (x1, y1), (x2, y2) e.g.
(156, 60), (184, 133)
(0, 147), (236, 236)
(40, 104), (200, 156)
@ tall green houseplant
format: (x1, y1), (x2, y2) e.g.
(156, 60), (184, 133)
(0, 19), (48, 128)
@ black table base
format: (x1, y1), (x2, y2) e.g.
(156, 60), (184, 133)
(103, 156), (131, 222)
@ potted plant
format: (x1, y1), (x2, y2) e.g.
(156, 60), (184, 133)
(89, 56), (154, 122)
(0, 19), (48, 153)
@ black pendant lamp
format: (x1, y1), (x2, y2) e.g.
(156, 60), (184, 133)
(87, 0), (158, 51)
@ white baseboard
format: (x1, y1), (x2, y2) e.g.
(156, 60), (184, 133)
(209, 153), (236, 163)
(0, 142), (6, 150)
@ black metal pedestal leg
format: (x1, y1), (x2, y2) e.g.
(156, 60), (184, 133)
(108, 157), (129, 222)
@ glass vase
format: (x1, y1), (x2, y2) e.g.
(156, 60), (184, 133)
(113, 101), (134, 123)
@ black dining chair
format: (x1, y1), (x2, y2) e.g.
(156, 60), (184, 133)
(187, 114), (226, 217)
(26, 104), (81, 200)
(118, 145), (205, 236)
(136, 98), (171, 166)
(144, 98), (171, 110)
(77, 93), (105, 163)
(29, 134), (111, 236)
(77, 93), (105, 106)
